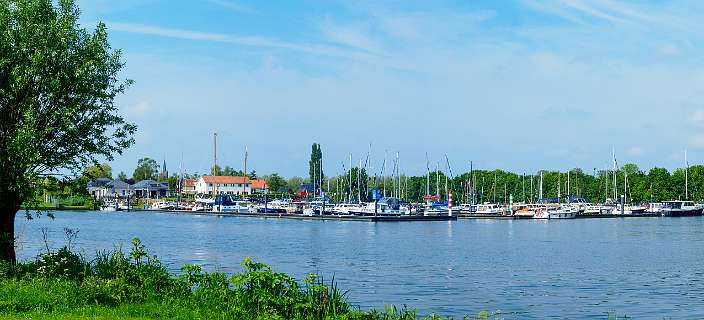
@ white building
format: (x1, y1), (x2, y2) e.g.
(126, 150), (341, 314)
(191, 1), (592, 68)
(195, 176), (251, 195)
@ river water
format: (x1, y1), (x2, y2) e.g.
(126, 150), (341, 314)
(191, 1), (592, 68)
(14, 211), (704, 319)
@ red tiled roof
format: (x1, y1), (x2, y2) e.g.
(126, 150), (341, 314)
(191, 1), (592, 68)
(251, 180), (268, 189)
(201, 176), (250, 184)
(182, 179), (196, 187)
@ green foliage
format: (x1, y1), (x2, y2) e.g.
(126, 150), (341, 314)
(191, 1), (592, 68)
(117, 171), (128, 181)
(0, 0), (136, 261)
(309, 143), (323, 184)
(132, 158), (158, 182)
(82, 164), (113, 181)
(266, 173), (287, 193)
(287, 176), (304, 193)
(0, 239), (460, 319)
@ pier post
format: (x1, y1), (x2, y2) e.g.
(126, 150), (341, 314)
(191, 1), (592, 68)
(621, 194), (625, 214)
(448, 190), (453, 217)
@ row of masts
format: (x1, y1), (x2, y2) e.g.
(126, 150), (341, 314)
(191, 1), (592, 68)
(206, 135), (694, 203)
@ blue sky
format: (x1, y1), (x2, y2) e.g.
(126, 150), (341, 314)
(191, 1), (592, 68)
(76, 0), (704, 178)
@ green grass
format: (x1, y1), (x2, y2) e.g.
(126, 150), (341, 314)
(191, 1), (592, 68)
(0, 240), (427, 320)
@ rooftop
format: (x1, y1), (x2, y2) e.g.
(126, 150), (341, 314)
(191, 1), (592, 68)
(201, 176), (250, 184)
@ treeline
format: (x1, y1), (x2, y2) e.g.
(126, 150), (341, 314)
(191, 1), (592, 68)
(326, 163), (697, 204)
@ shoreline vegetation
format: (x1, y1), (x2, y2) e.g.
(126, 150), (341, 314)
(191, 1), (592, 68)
(0, 238), (632, 320)
(0, 238), (454, 320)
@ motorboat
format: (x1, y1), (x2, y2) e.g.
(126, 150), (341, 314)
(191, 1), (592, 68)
(611, 205), (647, 215)
(583, 204), (614, 215)
(533, 205), (577, 219)
(473, 203), (505, 215)
(659, 201), (703, 217)
(213, 195), (253, 213)
(149, 201), (174, 210)
(99, 200), (119, 211)
(330, 203), (362, 215)
(256, 199), (289, 213)
(350, 198), (408, 216)
(192, 198), (214, 212)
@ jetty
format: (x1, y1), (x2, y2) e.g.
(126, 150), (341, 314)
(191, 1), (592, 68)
(150, 209), (458, 222)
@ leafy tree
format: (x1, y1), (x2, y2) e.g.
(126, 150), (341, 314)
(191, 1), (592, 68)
(287, 176), (304, 193)
(308, 143), (323, 184)
(117, 171), (127, 181)
(168, 175), (180, 192)
(266, 173), (287, 193)
(82, 163), (112, 180)
(0, 0), (135, 262)
(133, 158), (159, 181)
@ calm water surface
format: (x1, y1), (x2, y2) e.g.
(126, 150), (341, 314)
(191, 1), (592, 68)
(14, 211), (704, 319)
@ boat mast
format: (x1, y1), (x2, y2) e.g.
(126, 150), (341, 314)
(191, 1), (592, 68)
(320, 153), (324, 198)
(539, 171), (543, 200)
(624, 170), (628, 203)
(425, 153), (430, 198)
(396, 152), (400, 198)
(348, 154), (352, 203)
(436, 162), (440, 200)
(469, 161), (474, 206)
(530, 174), (534, 203)
(357, 159), (362, 203)
(444, 163), (448, 203)
(604, 166), (608, 203)
(212, 132), (217, 198)
(493, 172), (497, 203)
(557, 172), (561, 201)
(685, 149), (689, 200)
(382, 150), (387, 198)
(612, 148), (617, 201)
(567, 169), (570, 198)
(522, 174), (525, 203)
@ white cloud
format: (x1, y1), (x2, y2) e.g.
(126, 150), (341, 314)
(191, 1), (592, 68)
(107, 22), (376, 61)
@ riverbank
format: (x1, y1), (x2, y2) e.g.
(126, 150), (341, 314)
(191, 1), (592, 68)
(0, 240), (434, 320)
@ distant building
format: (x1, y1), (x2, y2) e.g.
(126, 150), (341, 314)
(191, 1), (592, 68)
(132, 180), (169, 198)
(181, 178), (196, 194)
(159, 159), (168, 180)
(250, 180), (269, 193)
(87, 179), (134, 199)
(87, 178), (112, 198)
(195, 176), (251, 195)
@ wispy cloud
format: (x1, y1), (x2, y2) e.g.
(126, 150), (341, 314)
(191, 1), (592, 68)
(206, 0), (255, 14)
(107, 22), (376, 61)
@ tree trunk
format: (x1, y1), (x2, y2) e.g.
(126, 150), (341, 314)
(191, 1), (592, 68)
(0, 199), (19, 264)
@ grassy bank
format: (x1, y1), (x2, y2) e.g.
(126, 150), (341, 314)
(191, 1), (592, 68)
(0, 239), (455, 320)
(0, 239), (635, 320)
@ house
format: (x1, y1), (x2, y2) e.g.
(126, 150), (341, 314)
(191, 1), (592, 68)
(181, 178), (196, 194)
(87, 179), (135, 199)
(107, 180), (133, 198)
(87, 178), (112, 198)
(195, 176), (251, 195)
(132, 180), (169, 198)
(250, 180), (269, 193)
